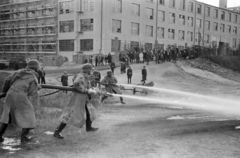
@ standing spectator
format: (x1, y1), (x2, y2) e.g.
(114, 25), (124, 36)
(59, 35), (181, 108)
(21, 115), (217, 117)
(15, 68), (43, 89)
(95, 56), (98, 66)
(89, 55), (93, 66)
(142, 66), (147, 82)
(139, 51), (144, 63)
(110, 62), (116, 74)
(155, 50), (159, 64)
(37, 69), (43, 84)
(136, 52), (139, 63)
(41, 67), (46, 84)
(107, 53), (112, 65)
(105, 55), (108, 65)
(61, 71), (68, 93)
(146, 51), (150, 65)
(127, 66), (133, 84)
(100, 55), (104, 66)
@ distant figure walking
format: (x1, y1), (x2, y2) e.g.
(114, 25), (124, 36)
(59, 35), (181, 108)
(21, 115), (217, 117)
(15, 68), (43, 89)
(127, 66), (133, 84)
(61, 71), (68, 93)
(141, 66), (147, 82)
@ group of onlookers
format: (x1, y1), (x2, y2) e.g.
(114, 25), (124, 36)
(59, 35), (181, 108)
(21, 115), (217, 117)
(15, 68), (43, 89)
(88, 53), (113, 67)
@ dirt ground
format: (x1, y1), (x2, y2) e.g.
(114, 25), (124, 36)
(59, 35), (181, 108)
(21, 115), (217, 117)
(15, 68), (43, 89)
(1, 60), (240, 158)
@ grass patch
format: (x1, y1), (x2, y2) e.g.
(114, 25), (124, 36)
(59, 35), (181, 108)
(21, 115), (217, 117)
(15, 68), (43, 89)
(202, 56), (240, 73)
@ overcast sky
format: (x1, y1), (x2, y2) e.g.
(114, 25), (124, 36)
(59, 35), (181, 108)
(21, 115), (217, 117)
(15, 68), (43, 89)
(197, 0), (240, 8)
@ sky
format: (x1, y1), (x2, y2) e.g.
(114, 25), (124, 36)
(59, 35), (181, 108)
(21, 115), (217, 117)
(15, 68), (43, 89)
(197, 0), (240, 8)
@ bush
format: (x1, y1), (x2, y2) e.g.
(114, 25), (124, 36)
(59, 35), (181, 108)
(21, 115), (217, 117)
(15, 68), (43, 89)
(202, 56), (240, 73)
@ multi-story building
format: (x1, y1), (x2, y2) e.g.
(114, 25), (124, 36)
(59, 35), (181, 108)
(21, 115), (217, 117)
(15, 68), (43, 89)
(0, 0), (240, 61)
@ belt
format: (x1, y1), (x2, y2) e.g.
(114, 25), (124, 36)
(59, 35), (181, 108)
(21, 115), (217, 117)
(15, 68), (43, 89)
(10, 87), (27, 93)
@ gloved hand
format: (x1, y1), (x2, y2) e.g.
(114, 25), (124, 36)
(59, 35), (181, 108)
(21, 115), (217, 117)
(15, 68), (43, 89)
(37, 84), (42, 90)
(88, 88), (97, 95)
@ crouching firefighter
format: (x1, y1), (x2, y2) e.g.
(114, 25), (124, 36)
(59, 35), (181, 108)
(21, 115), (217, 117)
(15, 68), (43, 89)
(0, 60), (41, 143)
(100, 71), (125, 104)
(53, 63), (99, 139)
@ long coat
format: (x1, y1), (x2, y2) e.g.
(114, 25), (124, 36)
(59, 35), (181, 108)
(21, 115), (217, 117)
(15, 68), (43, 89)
(139, 53), (144, 62)
(142, 68), (147, 81)
(1, 69), (39, 128)
(100, 76), (122, 94)
(60, 72), (97, 128)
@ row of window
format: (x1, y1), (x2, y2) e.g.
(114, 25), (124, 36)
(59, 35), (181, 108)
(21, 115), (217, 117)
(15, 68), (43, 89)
(205, 21), (238, 34)
(59, 0), (93, 14)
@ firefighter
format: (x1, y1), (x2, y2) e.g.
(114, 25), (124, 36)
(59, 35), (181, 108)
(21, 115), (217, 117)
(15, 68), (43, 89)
(53, 63), (99, 139)
(0, 60), (41, 143)
(100, 71), (125, 104)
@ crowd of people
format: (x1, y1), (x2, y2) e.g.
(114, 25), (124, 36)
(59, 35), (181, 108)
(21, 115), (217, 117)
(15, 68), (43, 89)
(87, 53), (113, 67)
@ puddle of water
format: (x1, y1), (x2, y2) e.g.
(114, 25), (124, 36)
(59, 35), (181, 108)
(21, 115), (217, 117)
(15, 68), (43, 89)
(44, 131), (54, 135)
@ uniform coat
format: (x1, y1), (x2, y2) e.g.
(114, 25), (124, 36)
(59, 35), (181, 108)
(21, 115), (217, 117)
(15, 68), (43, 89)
(60, 72), (97, 128)
(142, 68), (147, 81)
(0, 69), (39, 128)
(100, 75), (122, 94)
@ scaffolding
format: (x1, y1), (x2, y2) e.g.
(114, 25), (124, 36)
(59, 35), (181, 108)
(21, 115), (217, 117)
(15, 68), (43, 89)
(0, 0), (58, 59)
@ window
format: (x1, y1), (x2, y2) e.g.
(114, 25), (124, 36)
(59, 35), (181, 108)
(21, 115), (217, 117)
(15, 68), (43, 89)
(112, 0), (122, 13)
(197, 4), (201, 14)
(146, 8), (154, 19)
(111, 39), (121, 51)
(169, 13), (175, 23)
(59, 40), (74, 51)
(60, 20), (74, 32)
(205, 20), (210, 30)
(145, 43), (152, 50)
(227, 25), (231, 33)
(221, 11), (225, 20)
(179, 15), (185, 25)
(81, 0), (93, 12)
(205, 7), (210, 16)
(188, 2), (193, 12)
(213, 22), (218, 31)
(233, 26), (237, 34)
(146, 0), (153, 3)
(220, 24), (225, 32)
(131, 22), (139, 35)
(132, 3), (140, 16)
(187, 31), (193, 41)
(179, 30), (185, 41)
(188, 17), (193, 27)
(180, 0), (185, 10)
(169, 0), (175, 8)
(195, 32), (201, 43)
(196, 18), (201, 28)
(214, 9), (218, 18)
(59, 1), (73, 14)
(168, 29), (175, 39)
(233, 38), (237, 48)
(145, 25), (153, 37)
(112, 19), (121, 33)
(158, 10), (165, 22)
(157, 27), (164, 38)
(159, 0), (164, 5)
(81, 19), (93, 31)
(234, 14), (237, 23)
(228, 13), (231, 22)
(80, 39), (93, 51)
(130, 41), (139, 49)
(204, 34), (210, 43)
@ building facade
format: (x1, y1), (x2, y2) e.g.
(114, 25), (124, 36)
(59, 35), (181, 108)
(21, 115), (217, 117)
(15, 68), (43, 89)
(0, 0), (58, 60)
(0, 0), (240, 61)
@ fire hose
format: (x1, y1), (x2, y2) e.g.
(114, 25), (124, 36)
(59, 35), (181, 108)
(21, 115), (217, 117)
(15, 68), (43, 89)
(0, 84), (113, 99)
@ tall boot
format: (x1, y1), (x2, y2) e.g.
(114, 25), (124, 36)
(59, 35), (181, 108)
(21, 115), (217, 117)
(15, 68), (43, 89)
(0, 123), (8, 143)
(120, 97), (125, 104)
(53, 123), (66, 139)
(21, 128), (32, 143)
(85, 105), (98, 132)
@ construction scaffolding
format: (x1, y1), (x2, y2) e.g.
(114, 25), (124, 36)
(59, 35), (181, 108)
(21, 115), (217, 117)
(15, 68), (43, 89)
(0, 0), (58, 60)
